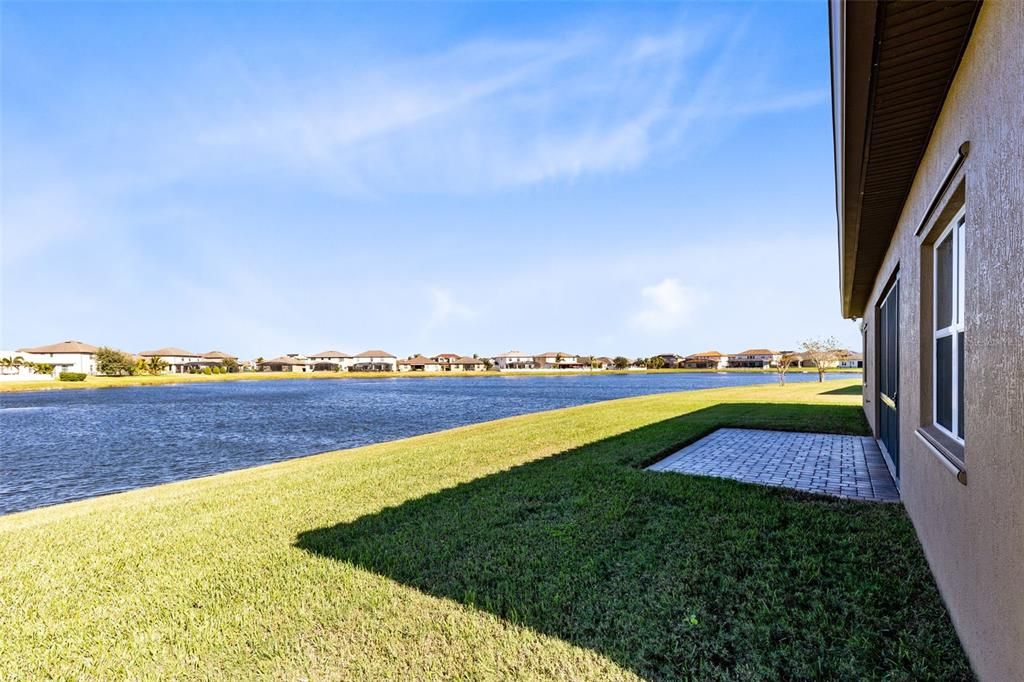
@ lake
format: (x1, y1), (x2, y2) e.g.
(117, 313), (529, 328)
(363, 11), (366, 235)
(0, 372), (851, 514)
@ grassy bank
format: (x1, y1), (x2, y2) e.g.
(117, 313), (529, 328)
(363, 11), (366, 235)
(0, 380), (965, 679)
(0, 366), (863, 393)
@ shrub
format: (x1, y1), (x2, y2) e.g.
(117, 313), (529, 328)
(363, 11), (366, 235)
(202, 367), (213, 375)
(59, 372), (87, 382)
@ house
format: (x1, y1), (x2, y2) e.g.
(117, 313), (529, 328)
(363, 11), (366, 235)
(836, 351), (863, 369)
(491, 351), (537, 370)
(683, 351), (729, 369)
(432, 353), (461, 371)
(534, 352), (585, 370)
(350, 350), (397, 372)
(589, 357), (613, 370)
(831, 2), (1022, 678)
(398, 355), (443, 372)
(449, 356), (486, 372)
(15, 340), (99, 374)
(727, 349), (781, 369)
(257, 355), (310, 372)
(139, 347), (203, 373)
(198, 351), (237, 369)
(16, 337), (98, 374)
(0, 350), (74, 381)
(656, 353), (685, 368)
(308, 350), (351, 371)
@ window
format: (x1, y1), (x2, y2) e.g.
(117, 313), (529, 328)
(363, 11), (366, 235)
(933, 208), (966, 443)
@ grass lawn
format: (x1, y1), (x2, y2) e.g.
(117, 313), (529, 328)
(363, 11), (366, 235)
(0, 380), (967, 679)
(0, 366), (862, 393)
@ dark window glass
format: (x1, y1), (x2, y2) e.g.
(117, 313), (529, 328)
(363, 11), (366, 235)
(936, 234), (953, 330)
(957, 331), (965, 441)
(937, 335), (953, 431)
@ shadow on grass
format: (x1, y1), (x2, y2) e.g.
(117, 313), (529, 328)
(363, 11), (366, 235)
(295, 402), (968, 680)
(822, 383), (864, 396)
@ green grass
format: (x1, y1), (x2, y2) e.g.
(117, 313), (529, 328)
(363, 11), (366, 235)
(0, 366), (863, 393)
(0, 380), (967, 680)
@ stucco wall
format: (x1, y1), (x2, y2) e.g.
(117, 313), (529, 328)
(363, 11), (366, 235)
(860, 3), (1024, 679)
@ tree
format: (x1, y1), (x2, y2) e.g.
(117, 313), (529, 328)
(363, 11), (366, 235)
(613, 356), (630, 370)
(32, 362), (55, 375)
(775, 353), (797, 386)
(222, 357), (240, 373)
(645, 356), (666, 370)
(482, 358), (493, 370)
(96, 347), (137, 376)
(145, 356), (168, 375)
(800, 336), (843, 383)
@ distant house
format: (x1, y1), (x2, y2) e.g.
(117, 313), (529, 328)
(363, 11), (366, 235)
(432, 353), (461, 371)
(0, 349), (74, 381)
(257, 356), (310, 372)
(683, 351), (728, 369)
(398, 355), (442, 372)
(837, 351), (864, 369)
(656, 353), (685, 368)
(450, 356), (486, 372)
(534, 352), (585, 370)
(16, 340), (99, 375)
(308, 350), (351, 371)
(590, 356), (613, 370)
(350, 350), (397, 372)
(728, 349), (781, 369)
(492, 351), (536, 370)
(197, 350), (237, 369)
(139, 347), (203, 373)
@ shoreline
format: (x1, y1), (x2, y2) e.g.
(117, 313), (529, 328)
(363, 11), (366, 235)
(0, 367), (864, 394)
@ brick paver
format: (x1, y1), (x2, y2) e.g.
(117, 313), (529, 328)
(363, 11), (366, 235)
(647, 428), (899, 502)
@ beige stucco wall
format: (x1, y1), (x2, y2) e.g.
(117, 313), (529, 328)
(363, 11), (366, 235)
(859, 3), (1024, 679)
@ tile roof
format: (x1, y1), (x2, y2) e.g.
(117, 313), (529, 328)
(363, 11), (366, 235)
(354, 350), (396, 359)
(139, 347), (199, 357)
(17, 340), (99, 354)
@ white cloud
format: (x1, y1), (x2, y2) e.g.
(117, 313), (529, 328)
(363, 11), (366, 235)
(426, 288), (475, 329)
(630, 278), (704, 333)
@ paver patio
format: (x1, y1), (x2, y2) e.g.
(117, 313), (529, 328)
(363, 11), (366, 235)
(648, 428), (899, 502)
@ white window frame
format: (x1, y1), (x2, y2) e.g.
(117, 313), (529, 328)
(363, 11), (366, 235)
(932, 206), (966, 443)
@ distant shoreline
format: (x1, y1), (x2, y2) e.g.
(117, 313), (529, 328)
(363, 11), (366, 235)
(0, 367), (863, 394)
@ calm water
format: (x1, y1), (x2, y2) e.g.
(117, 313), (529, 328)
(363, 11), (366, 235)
(0, 372), (848, 514)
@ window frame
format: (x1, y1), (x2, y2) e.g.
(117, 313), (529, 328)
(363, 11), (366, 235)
(932, 206), (966, 444)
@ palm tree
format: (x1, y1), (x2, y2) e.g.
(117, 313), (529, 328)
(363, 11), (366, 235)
(146, 356), (168, 375)
(0, 357), (12, 375)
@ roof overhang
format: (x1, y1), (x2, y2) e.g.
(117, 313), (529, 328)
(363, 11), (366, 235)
(830, 0), (980, 318)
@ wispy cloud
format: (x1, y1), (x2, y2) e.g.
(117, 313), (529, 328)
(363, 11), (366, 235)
(136, 18), (823, 196)
(630, 278), (704, 333)
(426, 288), (475, 330)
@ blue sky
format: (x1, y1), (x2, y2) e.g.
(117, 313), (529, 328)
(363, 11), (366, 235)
(1, 1), (858, 359)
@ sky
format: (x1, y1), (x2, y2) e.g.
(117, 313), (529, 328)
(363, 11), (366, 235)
(1, 1), (860, 360)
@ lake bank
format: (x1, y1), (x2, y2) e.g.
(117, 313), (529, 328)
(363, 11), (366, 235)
(0, 379), (966, 679)
(0, 366), (863, 394)
(1, 371), (860, 514)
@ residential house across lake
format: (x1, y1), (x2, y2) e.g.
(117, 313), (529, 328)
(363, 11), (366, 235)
(307, 351), (351, 371)
(14, 340), (98, 375)
(257, 355), (312, 373)
(139, 347), (203, 374)
(349, 350), (398, 372)
(397, 356), (443, 372)
(682, 351), (729, 369)
(492, 351), (537, 370)
(727, 349), (783, 369)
